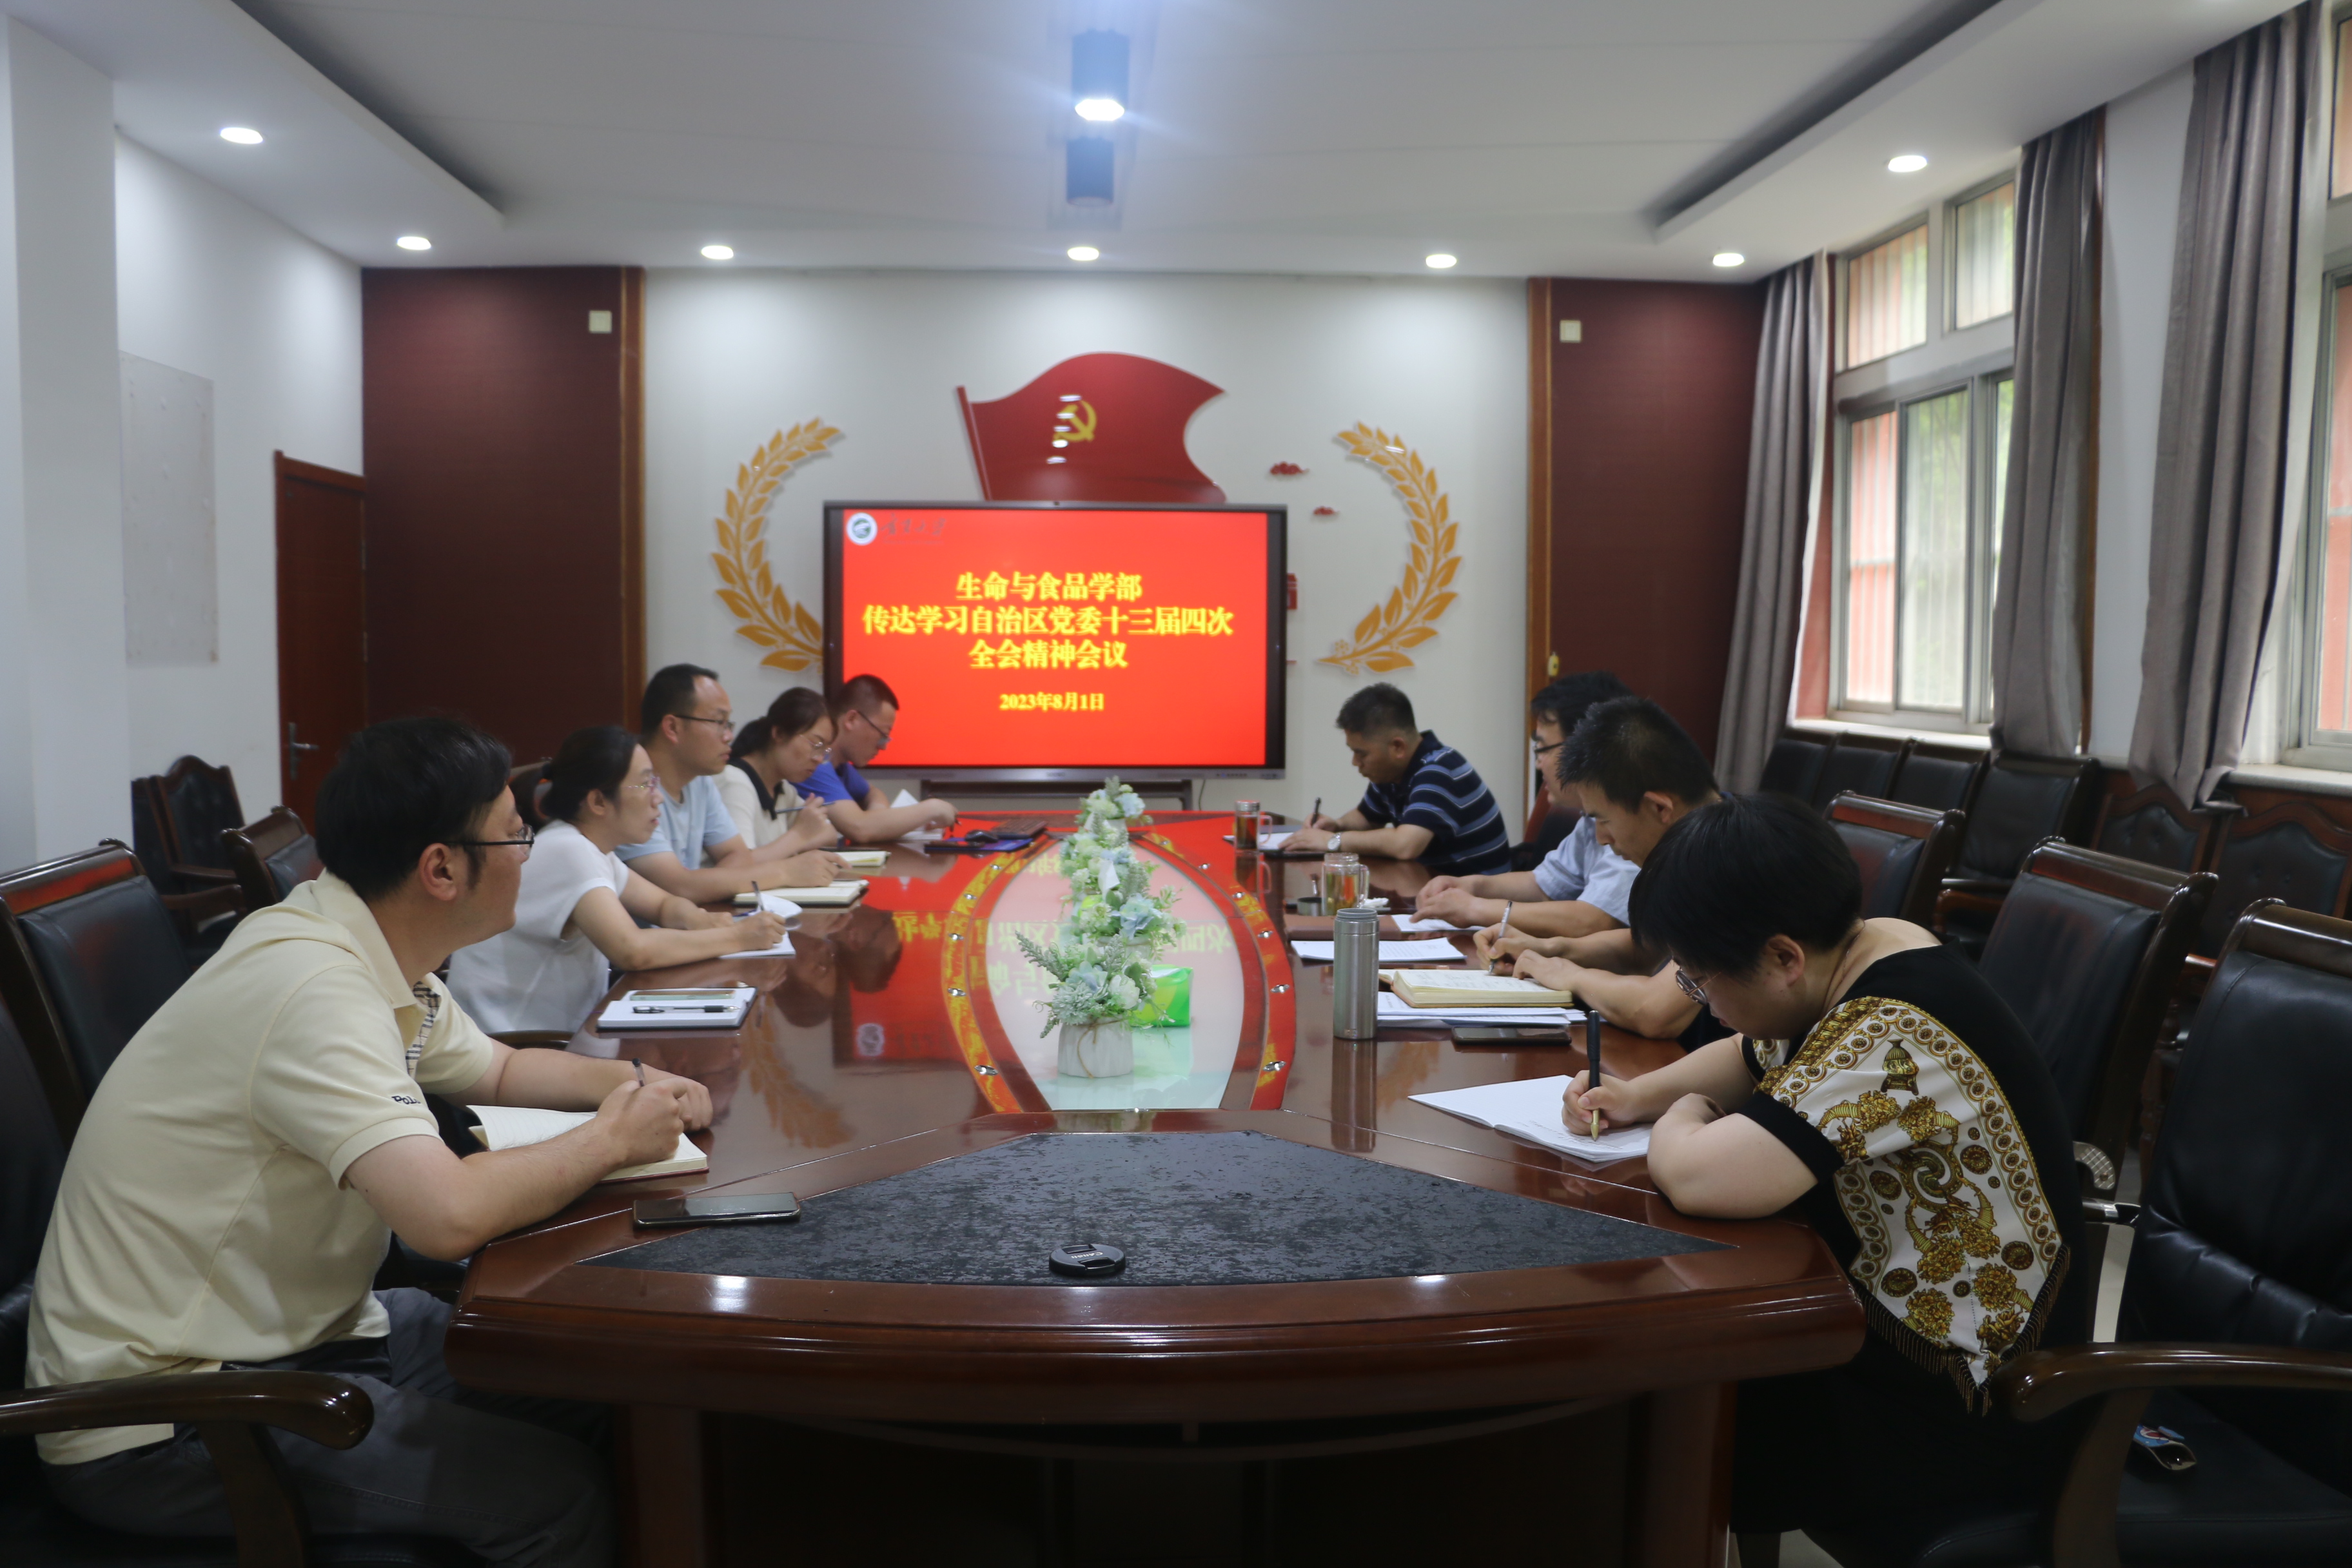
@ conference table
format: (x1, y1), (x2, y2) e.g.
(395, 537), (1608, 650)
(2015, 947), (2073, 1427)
(444, 812), (1863, 1568)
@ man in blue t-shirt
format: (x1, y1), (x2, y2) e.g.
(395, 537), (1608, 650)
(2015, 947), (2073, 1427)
(801, 674), (959, 844)
(1292, 683), (1511, 877)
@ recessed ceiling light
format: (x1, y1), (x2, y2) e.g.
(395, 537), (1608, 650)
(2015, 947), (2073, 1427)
(1067, 245), (1100, 262)
(1712, 251), (1747, 268)
(1425, 253), (1457, 270)
(1075, 97), (1124, 122)
(1887, 153), (1928, 174)
(700, 244), (734, 260)
(395, 235), (431, 251)
(1072, 30), (1128, 124)
(219, 126), (263, 146)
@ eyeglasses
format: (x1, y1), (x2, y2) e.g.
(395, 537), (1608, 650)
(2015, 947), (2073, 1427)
(620, 773), (660, 796)
(458, 824), (536, 854)
(1672, 966), (1707, 1005)
(1533, 739), (1564, 758)
(849, 709), (893, 746)
(674, 712), (735, 736)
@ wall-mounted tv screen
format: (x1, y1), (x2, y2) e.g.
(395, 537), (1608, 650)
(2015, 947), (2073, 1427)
(823, 502), (1286, 779)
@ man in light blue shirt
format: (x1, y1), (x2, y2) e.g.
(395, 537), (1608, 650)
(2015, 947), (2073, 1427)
(620, 664), (848, 902)
(1415, 671), (1636, 937)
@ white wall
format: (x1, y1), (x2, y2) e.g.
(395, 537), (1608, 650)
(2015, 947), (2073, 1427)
(113, 135), (362, 810)
(0, 20), (128, 865)
(643, 270), (1529, 823)
(2090, 66), (2193, 760)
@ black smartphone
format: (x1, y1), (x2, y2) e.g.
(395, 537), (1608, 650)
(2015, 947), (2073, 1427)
(1449, 1026), (1574, 1045)
(634, 1190), (801, 1228)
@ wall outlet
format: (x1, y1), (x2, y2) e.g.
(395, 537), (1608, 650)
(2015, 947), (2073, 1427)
(1558, 319), (1582, 343)
(587, 310), (614, 334)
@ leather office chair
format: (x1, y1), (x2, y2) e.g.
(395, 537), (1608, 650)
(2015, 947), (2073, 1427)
(1887, 740), (1987, 814)
(1812, 734), (1910, 812)
(1934, 752), (2102, 960)
(1808, 902), (2352, 1568)
(1973, 843), (2212, 1195)
(1826, 792), (1965, 926)
(0, 846), (193, 1141)
(0, 999), (453, 1567)
(508, 759), (553, 832)
(1758, 728), (1834, 804)
(224, 808), (324, 912)
(2092, 774), (2225, 876)
(129, 758), (248, 959)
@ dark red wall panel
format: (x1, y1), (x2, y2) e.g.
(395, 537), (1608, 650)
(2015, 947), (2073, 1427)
(362, 266), (643, 765)
(1541, 279), (1763, 763)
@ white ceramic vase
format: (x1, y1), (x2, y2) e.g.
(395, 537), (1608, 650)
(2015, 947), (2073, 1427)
(1057, 1019), (1133, 1079)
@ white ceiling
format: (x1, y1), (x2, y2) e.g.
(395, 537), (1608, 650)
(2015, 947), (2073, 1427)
(5, 0), (2300, 279)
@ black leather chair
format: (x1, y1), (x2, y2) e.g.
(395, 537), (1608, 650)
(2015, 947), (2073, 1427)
(0, 998), (456, 1566)
(1887, 740), (1987, 814)
(129, 758), (248, 959)
(1826, 793), (1965, 926)
(1759, 728), (1834, 804)
(224, 808), (324, 912)
(0, 845), (194, 1141)
(1935, 752), (2102, 960)
(1812, 734), (1910, 812)
(1974, 843), (2213, 1194)
(1810, 902), (2352, 1567)
(508, 760), (553, 832)
(2092, 774), (2224, 877)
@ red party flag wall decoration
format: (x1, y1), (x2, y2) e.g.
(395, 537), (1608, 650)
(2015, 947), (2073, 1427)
(956, 353), (1225, 504)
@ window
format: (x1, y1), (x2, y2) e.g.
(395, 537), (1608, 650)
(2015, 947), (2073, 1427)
(2291, 274), (2352, 758)
(1834, 373), (2013, 726)
(2333, 14), (2352, 199)
(1843, 224), (1928, 368)
(1950, 181), (2016, 329)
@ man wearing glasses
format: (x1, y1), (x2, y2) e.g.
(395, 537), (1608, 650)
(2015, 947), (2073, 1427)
(801, 673), (960, 845)
(30, 716), (706, 1564)
(620, 663), (850, 902)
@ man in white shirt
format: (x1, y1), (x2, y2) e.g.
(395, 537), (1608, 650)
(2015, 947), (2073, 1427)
(620, 663), (848, 901)
(1416, 671), (1638, 937)
(30, 717), (710, 1565)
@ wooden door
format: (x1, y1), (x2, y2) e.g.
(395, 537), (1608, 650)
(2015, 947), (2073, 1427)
(275, 453), (368, 825)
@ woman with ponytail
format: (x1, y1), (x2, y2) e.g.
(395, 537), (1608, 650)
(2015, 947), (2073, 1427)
(448, 725), (789, 1032)
(717, 688), (839, 852)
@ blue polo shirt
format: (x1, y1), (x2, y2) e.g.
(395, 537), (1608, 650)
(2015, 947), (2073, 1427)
(1357, 732), (1511, 877)
(801, 759), (870, 807)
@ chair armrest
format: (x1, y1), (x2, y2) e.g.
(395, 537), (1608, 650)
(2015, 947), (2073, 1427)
(170, 863), (239, 886)
(1933, 885), (2008, 932)
(2172, 952), (2216, 1005)
(2083, 1199), (2141, 1227)
(1995, 1343), (2352, 1568)
(1995, 1342), (2352, 1424)
(0, 1369), (371, 1447)
(159, 885), (244, 922)
(1940, 877), (2014, 896)
(492, 1030), (577, 1050)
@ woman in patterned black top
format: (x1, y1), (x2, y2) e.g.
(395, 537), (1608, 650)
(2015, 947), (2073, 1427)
(1565, 792), (2092, 1537)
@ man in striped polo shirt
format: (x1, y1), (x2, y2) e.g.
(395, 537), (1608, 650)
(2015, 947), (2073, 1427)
(1293, 683), (1513, 876)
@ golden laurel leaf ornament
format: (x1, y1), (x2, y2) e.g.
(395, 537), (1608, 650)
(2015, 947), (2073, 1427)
(710, 419), (841, 671)
(1317, 424), (1462, 676)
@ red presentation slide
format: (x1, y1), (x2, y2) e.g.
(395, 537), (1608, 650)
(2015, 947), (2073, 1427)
(833, 506), (1274, 769)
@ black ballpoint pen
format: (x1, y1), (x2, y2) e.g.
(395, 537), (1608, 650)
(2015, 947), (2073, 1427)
(1583, 1010), (1603, 1140)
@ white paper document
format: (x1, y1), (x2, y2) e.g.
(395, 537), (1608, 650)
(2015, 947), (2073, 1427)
(1375, 994), (1581, 1028)
(1290, 937), (1463, 963)
(723, 929), (796, 959)
(1409, 1076), (1651, 1162)
(745, 892), (803, 919)
(597, 986), (755, 1031)
(836, 849), (890, 869)
(890, 788), (946, 843)
(1395, 914), (1473, 933)
(1223, 828), (1298, 851)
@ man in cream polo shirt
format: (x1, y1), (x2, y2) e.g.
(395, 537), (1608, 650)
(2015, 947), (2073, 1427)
(28, 717), (710, 1567)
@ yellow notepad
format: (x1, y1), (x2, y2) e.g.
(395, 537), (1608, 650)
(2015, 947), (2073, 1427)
(1380, 969), (1576, 1009)
(734, 879), (867, 908)
(467, 1104), (707, 1183)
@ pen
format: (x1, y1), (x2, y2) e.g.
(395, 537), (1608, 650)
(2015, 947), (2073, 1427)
(1584, 1011), (1603, 1140)
(633, 1058), (646, 1086)
(1310, 796), (1321, 829)
(633, 1004), (727, 1014)
(1492, 901), (1513, 974)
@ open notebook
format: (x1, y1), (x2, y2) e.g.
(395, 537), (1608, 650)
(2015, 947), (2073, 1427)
(468, 1104), (708, 1183)
(1409, 1077), (1650, 1163)
(1382, 970), (1576, 1008)
(734, 880), (865, 908)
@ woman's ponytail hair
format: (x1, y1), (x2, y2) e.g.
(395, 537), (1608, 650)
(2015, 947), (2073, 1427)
(729, 716), (776, 763)
(542, 725), (641, 823)
(730, 687), (829, 761)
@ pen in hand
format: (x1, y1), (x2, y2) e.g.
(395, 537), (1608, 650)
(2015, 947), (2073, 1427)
(633, 1057), (646, 1087)
(1583, 1012), (1602, 1140)
(1490, 901), (1513, 974)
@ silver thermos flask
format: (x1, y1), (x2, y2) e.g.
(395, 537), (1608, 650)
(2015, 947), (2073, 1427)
(1331, 905), (1378, 1039)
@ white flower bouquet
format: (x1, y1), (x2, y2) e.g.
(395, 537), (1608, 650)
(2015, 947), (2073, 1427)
(1014, 779), (1181, 1035)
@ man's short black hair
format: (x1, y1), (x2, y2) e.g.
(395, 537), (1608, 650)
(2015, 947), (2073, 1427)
(315, 716), (512, 901)
(1336, 683), (1416, 738)
(1558, 696), (1718, 808)
(1531, 671), (1632, 733)
(640, 663), (720, 738)
(832, 672), (899, 721)
(1630, 793), (1861, 979)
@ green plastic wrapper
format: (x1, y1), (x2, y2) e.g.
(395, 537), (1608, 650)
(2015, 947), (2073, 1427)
(1128, 966), (1192, 1028)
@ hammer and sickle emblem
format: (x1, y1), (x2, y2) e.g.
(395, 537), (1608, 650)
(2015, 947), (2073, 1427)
(1053, 399), (1099, 445)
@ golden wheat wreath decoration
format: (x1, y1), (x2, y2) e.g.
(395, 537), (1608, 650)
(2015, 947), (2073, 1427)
(711, 419), (842, 671)
(1317, 424), (1462, 676)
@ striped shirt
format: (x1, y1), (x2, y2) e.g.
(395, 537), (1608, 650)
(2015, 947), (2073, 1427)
(1357, 732), (1512, 876)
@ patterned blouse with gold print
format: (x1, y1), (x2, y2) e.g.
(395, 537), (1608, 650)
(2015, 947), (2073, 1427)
(1736, 945), (2093, 1413)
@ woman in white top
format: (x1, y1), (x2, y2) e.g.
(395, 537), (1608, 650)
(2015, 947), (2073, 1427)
(449, 725), (790, 1032)
(718, 688), (840, 851)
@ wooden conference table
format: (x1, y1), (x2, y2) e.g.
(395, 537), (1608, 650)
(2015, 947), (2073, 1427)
(445, 812), (1863, 1568)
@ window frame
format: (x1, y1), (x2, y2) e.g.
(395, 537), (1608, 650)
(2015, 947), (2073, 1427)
(1828, 366), (2014, 734)
(2284, 261), (2352, 769)
(1838, 213), (1931, 372)
(1945, 172), (2019, 334)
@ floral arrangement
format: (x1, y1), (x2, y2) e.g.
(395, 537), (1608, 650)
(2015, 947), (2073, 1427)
(1014, 779), (1181, 1035)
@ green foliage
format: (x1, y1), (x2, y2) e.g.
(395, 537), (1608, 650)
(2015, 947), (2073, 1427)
(1016, 779), (1182, 1035)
